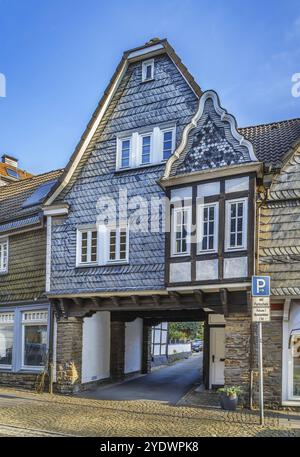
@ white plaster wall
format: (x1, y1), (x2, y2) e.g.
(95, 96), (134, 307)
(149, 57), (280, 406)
(170, 262), (191, 282)
(125, 318), (143, 374)
(82, 311), (110, 384)
(168, 342), (192, 354)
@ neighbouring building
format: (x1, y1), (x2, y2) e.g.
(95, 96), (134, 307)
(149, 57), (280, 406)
(1, 38), (300, 408)
(0, 169), (62, 388)
(0, 155), (33, 186)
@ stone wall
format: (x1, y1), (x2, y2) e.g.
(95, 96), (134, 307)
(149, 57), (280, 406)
(110, 321), (125, 380)
(0, 372), (41, 390)
(142, 323), (152, 374)
(55, 317), (83, 394)
(225, 314), (283, 408)
(252, 316), (282, 408)
(224, 315), (251, 405)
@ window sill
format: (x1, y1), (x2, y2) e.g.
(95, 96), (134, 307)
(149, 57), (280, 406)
(141, 78), (155, 84)
(115, 162), (165, 174)
(0, 270), (8, 275)
(76, 261), (129, 268)
(106, 261), (129, 266)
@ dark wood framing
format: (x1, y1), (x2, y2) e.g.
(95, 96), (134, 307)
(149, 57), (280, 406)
(166, 172), (256, 287)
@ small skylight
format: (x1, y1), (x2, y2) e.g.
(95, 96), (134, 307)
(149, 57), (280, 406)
(6, 168), (19, 179)
(22, 179), (58, 209)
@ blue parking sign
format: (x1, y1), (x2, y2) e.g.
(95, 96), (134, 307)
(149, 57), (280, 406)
(252, 276), (270, 297)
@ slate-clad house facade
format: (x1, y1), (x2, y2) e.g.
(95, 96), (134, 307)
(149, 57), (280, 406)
(40, 39), (300, 406)
(0, 170), (62, 388)
(0, 38), (297, 406)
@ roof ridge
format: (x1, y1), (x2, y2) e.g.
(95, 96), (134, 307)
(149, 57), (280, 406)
(0, 168), (63, 193)
(239, 117), (300, 130)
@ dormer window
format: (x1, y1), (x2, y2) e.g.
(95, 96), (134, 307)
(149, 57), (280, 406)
(142, 59), (154, 82)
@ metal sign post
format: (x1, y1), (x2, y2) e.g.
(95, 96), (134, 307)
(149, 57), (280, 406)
(251, 276), (270, 427)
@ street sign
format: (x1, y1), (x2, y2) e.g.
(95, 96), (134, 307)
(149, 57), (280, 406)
(252, 296), (270, 322)
(252, 276), (270, 297)
(251, 275), (271, 426)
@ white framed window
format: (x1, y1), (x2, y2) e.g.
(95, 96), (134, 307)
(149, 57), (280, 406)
(0, 237), (8, 273)
(107, 226), (129, 263)
(171, 206), (192, 256)
(225, 198), (248, 251)
(116, 125), (176, 170)
(21, 310), (48, 369)
(162, 128), (175, 161)
(77, 228), (98, 266)
(0, 312), (14, 368)
(197, 202), (219, 253)
(139, 133), (152, 165)
(120, 137), (131, 168)
(142, 59), (154, 82)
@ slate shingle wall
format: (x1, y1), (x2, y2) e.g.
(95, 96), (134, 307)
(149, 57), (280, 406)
(0, 228), (46, 303)
(259, 149), (300, 295)
(50, 54), (198, 294)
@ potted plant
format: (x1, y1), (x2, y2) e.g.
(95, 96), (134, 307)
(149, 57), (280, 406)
(217, 386), (242, 411)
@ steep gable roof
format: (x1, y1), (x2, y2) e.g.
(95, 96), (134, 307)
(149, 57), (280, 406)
(44, 38), (202, 205)
(239, 118), (300, 168)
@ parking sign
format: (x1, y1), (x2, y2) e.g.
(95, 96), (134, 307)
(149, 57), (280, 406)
(252, 276), (270, 297)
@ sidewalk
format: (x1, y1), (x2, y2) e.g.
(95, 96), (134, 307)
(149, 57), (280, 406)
(0, 386), (298, 437)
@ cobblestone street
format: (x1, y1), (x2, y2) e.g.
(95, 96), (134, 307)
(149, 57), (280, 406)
(0, 386), (299, 437)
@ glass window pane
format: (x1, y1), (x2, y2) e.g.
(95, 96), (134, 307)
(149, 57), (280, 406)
(141, 135), (151, 164)
(23, 325), (47, 367)
(231, 204), (236, 218)
(146, 65), (152, 79)
(237, 232), (243, 245)
(292, 335), (300, 396)
(238, 202), (243, 217)
(163, 131), (173, 160)
(0, 324), (13, 366)
(230, 233), (235, 246)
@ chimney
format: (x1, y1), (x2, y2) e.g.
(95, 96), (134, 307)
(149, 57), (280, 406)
(2, 154), (19, 168)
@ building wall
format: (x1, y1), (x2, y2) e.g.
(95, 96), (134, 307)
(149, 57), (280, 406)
(0, 228), (46, 303)
(125, 318), (143, 374)
(49, 54), (198, 295)
(82, 312), (110, 383)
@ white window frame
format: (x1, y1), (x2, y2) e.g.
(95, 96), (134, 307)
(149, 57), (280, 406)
(21, 310), (48, 371)
(225, 197), (248, 251)
(0, 312), (14, 369)
(107, 226), (129, 264)
(76, 227), (98, 266)
(142, 59), (154, 82)
(161, 127), (175, 161)
(171, 206), (192, 257)
(139, 132), (153, 165)
(0, 237), (8, 273)
(197, 202), (219, 254)
(116, 136), (132, 170)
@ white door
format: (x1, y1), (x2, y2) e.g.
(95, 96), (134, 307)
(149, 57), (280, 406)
(210, 327), (225, 388)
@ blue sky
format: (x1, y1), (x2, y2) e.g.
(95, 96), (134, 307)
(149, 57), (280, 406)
(0, 0), (299, 174)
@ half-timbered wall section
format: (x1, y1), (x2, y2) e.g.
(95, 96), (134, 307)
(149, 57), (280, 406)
(161, 91), (259, 293)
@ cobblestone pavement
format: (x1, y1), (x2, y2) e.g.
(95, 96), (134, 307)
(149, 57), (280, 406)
(0, 387), (299, 437)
